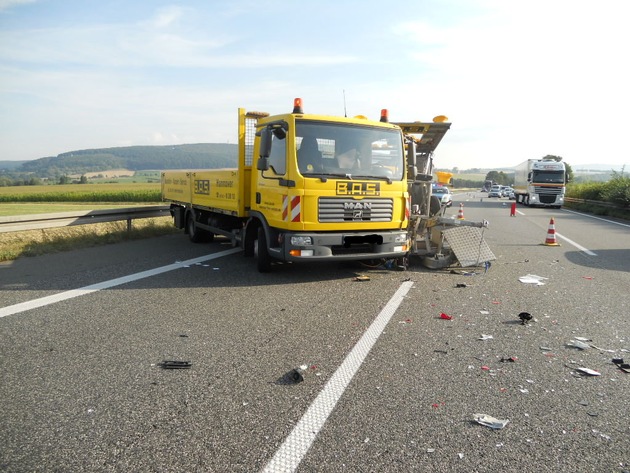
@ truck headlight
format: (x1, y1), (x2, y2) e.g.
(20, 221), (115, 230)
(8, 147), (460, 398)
(394, 234), (408, 243)
(290, 236), (312, 246)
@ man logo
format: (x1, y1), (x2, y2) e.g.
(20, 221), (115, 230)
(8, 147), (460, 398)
(344, 202), (372, 210)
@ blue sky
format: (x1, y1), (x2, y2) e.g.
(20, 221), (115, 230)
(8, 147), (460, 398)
(1, 0), (628, 170)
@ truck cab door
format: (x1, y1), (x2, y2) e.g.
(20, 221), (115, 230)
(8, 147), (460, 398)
(254, 129), (291, 229)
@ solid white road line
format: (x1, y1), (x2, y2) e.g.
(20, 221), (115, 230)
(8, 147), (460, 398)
(554, 232), (598, 256)
(0, 248), (241, 318)
(262, 281), (414, 473)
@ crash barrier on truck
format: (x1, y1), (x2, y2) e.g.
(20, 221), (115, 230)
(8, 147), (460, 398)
(0, 205), (171, 234)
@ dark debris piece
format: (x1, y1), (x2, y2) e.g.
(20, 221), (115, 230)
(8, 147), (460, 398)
(159, 361), (192, 369)
(518, 312), (533, 325)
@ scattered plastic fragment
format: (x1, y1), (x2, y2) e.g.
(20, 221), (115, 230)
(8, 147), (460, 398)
(575, 367), (601, 376)
(474, 414), (509, 429)
(582, 276), (593, 280)
(440, 313), (453, 320)
(518, 312), (533, 325)
(479, 334), (493, 341)
(567, 340), (590, 350)
(159, 360), (192, 369)
(613, 359), (630, 373)
(426, 448), (435, 453)
(455, 283), (469, 288)
(519, 274), (548, 285)
(574, 337), (591, 342)
(353, 275), (370, 281)
(500, 356), (517, 363)
(479, 310), (490, 315)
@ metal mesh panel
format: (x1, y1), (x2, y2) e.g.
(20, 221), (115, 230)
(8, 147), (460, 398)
(244, 116), (257, 166)
(442, 226), (496, 267)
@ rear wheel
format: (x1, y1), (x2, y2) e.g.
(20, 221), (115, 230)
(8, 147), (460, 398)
(187, 214), (214, 243)
(256, 226), (272, 273)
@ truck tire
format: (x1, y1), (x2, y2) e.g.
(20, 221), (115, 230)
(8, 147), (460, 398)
(187, 214), (214, 243)
(243, 225), (256, 257)
(256, 226), (272, 273)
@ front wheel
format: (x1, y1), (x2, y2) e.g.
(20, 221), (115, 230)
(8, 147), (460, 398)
(256, 227), (272, 273)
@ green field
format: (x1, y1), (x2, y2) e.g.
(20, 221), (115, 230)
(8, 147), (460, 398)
(0, 183), (161, 204)
(0, 182), (175, 261)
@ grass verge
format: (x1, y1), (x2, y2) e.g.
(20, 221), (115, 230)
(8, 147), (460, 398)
(0, 217), (180, 262)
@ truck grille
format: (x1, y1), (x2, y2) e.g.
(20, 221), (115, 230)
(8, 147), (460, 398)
(318, 197), (393, 222)
(534, 186), (562, 195)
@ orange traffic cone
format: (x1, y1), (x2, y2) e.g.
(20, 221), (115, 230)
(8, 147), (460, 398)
(542, 217), (561, 246)
(457, 203), (465, 220)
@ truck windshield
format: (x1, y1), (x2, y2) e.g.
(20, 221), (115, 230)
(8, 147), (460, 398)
(295, 121), (404, 180)
(532, 171), (564, 184)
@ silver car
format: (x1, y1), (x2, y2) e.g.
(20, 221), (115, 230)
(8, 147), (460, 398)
(432, 186), (452, 207)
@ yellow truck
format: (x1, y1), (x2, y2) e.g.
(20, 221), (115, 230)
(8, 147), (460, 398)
(162, 98), (415, 272)
(162, 98), (495, 271)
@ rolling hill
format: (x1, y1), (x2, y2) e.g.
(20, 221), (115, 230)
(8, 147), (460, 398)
(4, 143), (238, 179)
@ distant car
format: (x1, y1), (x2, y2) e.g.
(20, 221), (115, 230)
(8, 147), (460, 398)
(508, 191), (516, 200)
(432, 186), (452, 207)
(488, 185), (502, 198)
(502, 186), (514, 198)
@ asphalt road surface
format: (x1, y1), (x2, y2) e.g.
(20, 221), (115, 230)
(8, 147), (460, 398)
(1, 194), (629, 472)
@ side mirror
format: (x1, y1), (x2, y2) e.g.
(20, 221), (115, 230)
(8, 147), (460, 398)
(257, 156), (269, 171)
(257, 127), (272, 171)
(259, 127), (272, 159)
(406, 140), (417, 179)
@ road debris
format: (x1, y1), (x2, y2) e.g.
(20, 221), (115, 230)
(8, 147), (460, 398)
(478, 334), (493, 341)
(439, 312), (453, 320)
(519, 274), (548, 285)
(567, 339), (591, 350)
(473, 414), (509, 429)
(159, 360), (192, 369)
(353, 275), (370, 281)
(613, 358), (630, 373)
(518, 312), (533, 325)
(287, 365), (309, 383)
(575, 367), (601, 376)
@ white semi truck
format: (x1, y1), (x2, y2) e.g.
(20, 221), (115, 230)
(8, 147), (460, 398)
(513, 158), (566, 208)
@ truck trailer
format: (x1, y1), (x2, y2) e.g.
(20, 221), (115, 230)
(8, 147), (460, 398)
(162, 99), (495, 272)
(513, 158), (566, 208)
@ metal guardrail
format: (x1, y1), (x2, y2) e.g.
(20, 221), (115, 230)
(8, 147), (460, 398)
(564, 197), (624, 209)
(0, 205), (171, 234)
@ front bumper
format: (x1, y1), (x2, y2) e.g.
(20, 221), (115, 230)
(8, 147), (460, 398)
(270, 230), (409, 262)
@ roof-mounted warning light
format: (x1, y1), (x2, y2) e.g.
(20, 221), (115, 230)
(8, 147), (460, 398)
(380, 109), (389, 123)
(433, 115), (448, 123)
(293, 98), (304, 114)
